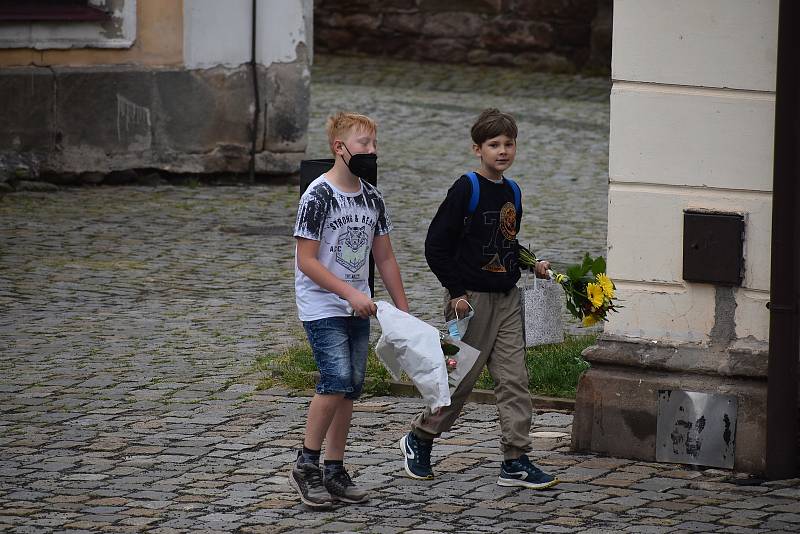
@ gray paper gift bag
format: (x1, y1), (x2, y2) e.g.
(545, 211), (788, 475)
(440, 334), (481, 391)
(519, 274), (565, 347)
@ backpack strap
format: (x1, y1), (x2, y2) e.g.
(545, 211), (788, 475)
(465, 171), (522, 215)
(505, 177), (522, 214)
(466, 172), (481, 215)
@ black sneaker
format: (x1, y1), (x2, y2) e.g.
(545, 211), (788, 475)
(324, 467), (369, 504)
(497, 454), (559, 489)
(288, 454), (333, 509)
(399, 432), (434, 480)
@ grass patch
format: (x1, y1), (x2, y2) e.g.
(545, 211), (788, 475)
(474, 335), (594, 398)
(256, 344), (318, 391)
(257, 334), (594, 399)
(255, 344), (393, 397)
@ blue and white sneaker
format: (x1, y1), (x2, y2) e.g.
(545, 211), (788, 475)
(399, 432), (434, 480)
(497, 455), (559, 489)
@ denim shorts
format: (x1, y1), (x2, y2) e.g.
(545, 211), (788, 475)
(302, 316), (370, 400)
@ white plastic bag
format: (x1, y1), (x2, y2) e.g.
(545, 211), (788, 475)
(374, 301), (451, 411)
(520, 273), (564, 347)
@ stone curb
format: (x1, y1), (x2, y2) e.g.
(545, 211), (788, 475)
(270, 371), (575, 412)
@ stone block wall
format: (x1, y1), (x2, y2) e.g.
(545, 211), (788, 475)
(0, 60), (308, 189)
(314, 0), (611, 73)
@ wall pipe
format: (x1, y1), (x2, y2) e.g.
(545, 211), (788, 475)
(248, 0), (260, 184)
(766, 0), (799, 480)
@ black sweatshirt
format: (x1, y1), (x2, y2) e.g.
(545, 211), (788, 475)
(425, 173), (523, 299)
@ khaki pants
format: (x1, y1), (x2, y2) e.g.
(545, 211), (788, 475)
(410, 287), (533, 460)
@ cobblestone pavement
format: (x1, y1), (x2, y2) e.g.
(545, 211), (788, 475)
(2, 56), (799, 533)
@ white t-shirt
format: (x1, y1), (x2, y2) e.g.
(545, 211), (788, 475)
(294, 175), (392, 321)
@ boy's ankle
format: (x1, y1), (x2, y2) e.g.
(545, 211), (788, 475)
(323, 459), (344, 475)
(410, 431), (433, 444)
(297, 446), (321, 466)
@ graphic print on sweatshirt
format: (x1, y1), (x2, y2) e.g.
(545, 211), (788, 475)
(480, 201), (518, 273)
(294, 176), (391, 321)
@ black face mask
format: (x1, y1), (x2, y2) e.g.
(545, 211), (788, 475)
(342, 144), (377, 181)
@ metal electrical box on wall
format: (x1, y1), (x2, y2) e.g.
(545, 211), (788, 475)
(683, 211), (745, 285)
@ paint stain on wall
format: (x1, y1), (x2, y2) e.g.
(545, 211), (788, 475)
(116, 94), (151, 149)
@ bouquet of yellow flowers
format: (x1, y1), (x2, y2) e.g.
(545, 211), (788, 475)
(556, 253), (618, 326)
(519, 246), (619, 327)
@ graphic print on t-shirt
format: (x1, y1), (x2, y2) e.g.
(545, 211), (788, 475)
(337, 225), (369, 273)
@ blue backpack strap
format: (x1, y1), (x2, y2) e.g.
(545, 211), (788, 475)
(466, 171), (480, 215)
(466, 172), (521, 215)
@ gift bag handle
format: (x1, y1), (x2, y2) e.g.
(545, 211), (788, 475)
(523, 266), (536, 290)
(524, 265), (554, 289)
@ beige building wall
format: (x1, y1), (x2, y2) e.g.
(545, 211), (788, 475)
(0, 0), (312, 69)
(0, 0), (183, 67)
(606, 0), (778, 346)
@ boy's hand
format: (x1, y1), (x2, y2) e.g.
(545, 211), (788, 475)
(348, 291), (377, 318)
(449, 295), (471, 316)
(535, 260), (551, 278)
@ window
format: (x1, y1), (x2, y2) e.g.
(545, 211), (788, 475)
(0, 1), (109, 23)
(0, 0), (135, 50)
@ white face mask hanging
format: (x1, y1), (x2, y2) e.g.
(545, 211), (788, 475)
(445, 299), (474, 341)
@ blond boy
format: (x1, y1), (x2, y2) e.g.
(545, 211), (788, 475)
(291, 112), (408, 508)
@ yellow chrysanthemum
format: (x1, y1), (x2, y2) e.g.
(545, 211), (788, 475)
(555, 273), (567, 284)
(597, 273), (614, 299)
(586, 282), (604, 308)
(582, 314), (599, 327)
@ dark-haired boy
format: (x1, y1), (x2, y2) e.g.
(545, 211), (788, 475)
(399, 108), (559, 490)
